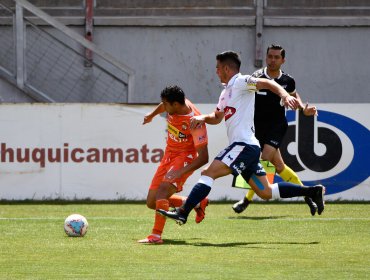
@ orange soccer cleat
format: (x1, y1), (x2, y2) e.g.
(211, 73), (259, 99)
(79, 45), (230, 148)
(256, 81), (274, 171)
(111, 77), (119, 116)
(195, 197), (209, 224)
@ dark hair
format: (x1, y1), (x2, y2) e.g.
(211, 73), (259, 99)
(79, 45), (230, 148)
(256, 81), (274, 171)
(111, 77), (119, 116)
(216, 51), (241, 71)
(266, 44), (285, 59)
(160, 85), (186, 105)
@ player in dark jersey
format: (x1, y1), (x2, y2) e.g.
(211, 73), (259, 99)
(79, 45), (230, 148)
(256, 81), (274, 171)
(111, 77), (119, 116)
(232, 44), (319, 215)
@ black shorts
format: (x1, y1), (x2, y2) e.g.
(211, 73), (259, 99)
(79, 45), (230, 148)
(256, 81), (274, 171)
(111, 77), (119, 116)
(255, 120), (288, 150)
(215, 142), (265, 182)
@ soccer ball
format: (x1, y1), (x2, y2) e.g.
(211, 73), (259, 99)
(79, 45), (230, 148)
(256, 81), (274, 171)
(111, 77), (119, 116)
(64, 214), (88, 237)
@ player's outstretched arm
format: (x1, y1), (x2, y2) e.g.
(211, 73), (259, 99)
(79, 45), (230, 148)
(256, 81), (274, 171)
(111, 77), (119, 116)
(165, 144), (209, 182)
(256, 78), (300, 110)
(143, 102), (165, 125)
(302, 103), (318, 116)
(189, 110), (224, 129)
(293, 92), (318, 116)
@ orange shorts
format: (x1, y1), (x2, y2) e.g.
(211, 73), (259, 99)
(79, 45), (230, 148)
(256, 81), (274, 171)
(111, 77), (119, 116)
(149, 150), (196, 192)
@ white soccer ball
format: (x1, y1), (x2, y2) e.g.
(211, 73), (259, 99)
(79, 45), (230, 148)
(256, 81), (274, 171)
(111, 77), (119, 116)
(64, 214), (88, 237)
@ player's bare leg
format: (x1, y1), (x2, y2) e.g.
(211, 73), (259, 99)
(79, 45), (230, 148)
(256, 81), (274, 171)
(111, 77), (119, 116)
(138, 183), (175, 244)
(160, 161), (325, 225)
(233, 146), (318, 215)
(247, 175), (325, 214)
(158, 160), (230, 224)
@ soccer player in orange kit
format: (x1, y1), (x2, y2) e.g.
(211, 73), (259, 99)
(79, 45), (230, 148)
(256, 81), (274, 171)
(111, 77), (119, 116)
(138, 85), (209, 244)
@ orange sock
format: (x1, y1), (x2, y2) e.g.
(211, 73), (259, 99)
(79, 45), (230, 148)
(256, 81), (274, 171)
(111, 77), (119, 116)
(169, 194), (186, 208)
(152, 199), (169, 236)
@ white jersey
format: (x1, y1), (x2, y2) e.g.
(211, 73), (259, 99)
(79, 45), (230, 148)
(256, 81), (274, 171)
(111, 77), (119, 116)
(216, 73), (260, 146)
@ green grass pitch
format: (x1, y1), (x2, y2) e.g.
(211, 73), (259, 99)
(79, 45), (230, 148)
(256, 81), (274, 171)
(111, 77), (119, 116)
(0, 202), (369, 279)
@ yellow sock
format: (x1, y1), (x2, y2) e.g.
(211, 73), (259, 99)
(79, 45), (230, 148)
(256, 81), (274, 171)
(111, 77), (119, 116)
(279, 165), (303, 186)
(245, 189), (255, 201)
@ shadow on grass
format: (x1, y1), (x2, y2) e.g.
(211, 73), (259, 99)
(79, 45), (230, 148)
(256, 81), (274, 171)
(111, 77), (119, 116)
(227, 216), (288, 220)
(191, 241), (320, 248)
(162, 239), (319, 247)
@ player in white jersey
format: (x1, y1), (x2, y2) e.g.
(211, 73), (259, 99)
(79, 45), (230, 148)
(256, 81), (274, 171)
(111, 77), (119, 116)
(217, 72), (260, 146)
(232, 44), (318, 216)
(158, 51), (325, 226)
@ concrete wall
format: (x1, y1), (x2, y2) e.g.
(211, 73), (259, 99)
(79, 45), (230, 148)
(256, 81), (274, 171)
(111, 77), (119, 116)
(1, 24), (369, 104)
(95, 26), (255, 104)
(263, 26), (370, 103)
(0, 0), (370, 104)
(93, 25), (370, 104)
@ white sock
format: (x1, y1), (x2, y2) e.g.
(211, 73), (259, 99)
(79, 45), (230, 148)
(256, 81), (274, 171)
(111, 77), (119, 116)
(198, 175), (214, 187)
(271, 183), (281, 199)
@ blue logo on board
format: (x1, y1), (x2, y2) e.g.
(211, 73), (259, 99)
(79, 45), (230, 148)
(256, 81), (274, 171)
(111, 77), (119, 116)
(280, 110), (370, 195)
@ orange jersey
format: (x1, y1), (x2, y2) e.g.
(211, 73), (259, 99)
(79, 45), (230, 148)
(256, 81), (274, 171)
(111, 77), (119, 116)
(149, 151), (195, 192)
(165, 99), (208, 153)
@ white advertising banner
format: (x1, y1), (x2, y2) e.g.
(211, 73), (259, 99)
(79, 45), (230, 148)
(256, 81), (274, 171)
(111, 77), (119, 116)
(0, 103), (369, 201)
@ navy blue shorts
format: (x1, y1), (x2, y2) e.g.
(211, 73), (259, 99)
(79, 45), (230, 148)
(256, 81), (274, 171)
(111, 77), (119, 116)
(215, 142), (266, 182)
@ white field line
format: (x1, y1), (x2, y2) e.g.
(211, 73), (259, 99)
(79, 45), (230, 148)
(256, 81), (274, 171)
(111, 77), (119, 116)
(0, 217), (144, 221)
(0, 217), (369, 221)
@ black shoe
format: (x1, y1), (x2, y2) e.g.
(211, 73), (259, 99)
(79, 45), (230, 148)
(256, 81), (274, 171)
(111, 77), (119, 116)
(311, 185), (325, 215)
(232, 199), (250, 214)
(304, 196), (318, 216)
(157, 208), (187, 225)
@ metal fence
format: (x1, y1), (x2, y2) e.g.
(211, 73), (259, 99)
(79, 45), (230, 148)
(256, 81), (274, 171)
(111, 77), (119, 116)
(0, 0), (134, 102)
(0, 5), (15, 78)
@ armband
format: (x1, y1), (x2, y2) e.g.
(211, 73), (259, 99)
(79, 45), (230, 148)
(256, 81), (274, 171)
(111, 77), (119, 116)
(247, 82), (257, 93)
